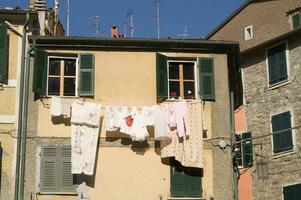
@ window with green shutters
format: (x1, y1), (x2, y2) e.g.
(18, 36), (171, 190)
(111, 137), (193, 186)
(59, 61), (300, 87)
(235, 132), (253, 168)
(267, 43), (288, 86)
(271, 111), (294, 154)
(292, 13), (301, 29)
(170, 159), (202, 197)
(156, 53), (215, 101)
(0, 22), (8, 82)
(40, 146), (75, 193)
(283, 183), (301, 200)
(32, 51), (95, 97)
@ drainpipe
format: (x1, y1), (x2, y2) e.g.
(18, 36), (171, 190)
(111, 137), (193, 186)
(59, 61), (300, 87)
(14, 13), (31, 200)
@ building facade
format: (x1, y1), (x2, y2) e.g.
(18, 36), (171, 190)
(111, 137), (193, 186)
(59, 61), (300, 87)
(0, 4), (64, 200)
(207, 0), (301, 199)
(19, 37), (240, 200)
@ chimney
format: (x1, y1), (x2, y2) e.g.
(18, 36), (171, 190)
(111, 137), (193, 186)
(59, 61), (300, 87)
(111, 25), (119, 38)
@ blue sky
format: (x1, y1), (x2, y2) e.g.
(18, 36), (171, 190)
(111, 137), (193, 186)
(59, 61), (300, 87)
(1, 0), (245, 38)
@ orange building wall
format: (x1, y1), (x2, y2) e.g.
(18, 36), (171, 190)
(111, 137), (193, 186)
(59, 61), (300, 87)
(235, 105), (252, 200)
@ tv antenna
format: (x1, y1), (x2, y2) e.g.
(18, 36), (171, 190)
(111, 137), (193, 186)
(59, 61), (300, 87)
(155, 0), (160, 39)
(124, 9), (134, 38)
(177, 25), (189, 39)
(66, 0), (71, 36)
(88, 16), (101, 36)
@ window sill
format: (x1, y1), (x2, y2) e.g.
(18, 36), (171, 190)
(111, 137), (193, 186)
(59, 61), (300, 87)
(273, 149), (295, 159)
(167, 197), (205, 200)
(38, 192), (77, 195)
(267, 80), (290, 90)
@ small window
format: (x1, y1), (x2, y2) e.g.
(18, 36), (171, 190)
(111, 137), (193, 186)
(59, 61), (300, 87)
(271, 111), (293, 154)
(40, 146), (76, 193)
(244, 25), (253, 41)
(170, 159), (202, 197)
(283, 183), (301, 200)
(47, 57), (77, 96)
(168, 61), (196, 99)
(235, 132), (253, 168)
(292, 12), (301, 29)
(267, 43), (288, 86)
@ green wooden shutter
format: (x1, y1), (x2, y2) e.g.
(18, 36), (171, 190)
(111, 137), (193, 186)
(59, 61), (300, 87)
(58, 147), (75, 192)
(272, 111), (293, 154)
(156, 53), (168, 99)
(40, 147), (58, 192)
(292, 13), (301, 29)
(0, 22), (8, 81)
(283, 183), (301, 200)
(33, 48), (48, 95)
(198, 58), (215, 101)
(79, 54), (94, 96)
(268, 44), (287, 84)
(171, 159), (201, 197)
(242, 132), (253, 167)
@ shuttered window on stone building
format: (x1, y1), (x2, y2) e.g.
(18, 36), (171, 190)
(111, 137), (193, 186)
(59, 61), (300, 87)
(170, 159), (202, 197)
(283, 183), (301, 200)
(267, 43), (288, 85)
(292, 13), (301, 30)
(0, 22), (8, 82)
(271, 111), (294, 154)
(40, 146), (75, 193)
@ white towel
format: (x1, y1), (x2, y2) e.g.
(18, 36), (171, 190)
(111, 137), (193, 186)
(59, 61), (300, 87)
(71, 102), (101, 127)
(51, 96), (73, 117)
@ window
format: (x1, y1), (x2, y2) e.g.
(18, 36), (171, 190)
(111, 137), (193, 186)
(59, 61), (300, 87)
(33, 48), (94, 96)
(156, 53), (215, 101)
(168, 61), (196, 99)
(39, 146), (75, 193)
(267, 43), (288, 86)
(271, 111), (293, 154)
(170, 159), (202, 197)
(244, 25), (253, 41)
(292, 12), (301, 29)
(235, 132), (253, 168)
(283, 183), (301, 200)
(0, 22), (8, 82)
(47, 57), (77, 96)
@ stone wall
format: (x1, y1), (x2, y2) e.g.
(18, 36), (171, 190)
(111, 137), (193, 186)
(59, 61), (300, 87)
(241, 34), (301, 200)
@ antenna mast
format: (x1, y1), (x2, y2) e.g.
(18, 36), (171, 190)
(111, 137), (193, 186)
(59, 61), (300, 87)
(177, 25), (189, 39)
(67, 0), (70, 36)
(124, 10), (134, 38)
(155, 0), (160, 39)
(88, 16), (101, 36)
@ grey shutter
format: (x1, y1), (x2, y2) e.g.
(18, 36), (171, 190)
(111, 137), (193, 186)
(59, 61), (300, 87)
(40, 147), (58, 192)
(58, 147), (75, 192)
(33, 48), (48, 94)
(242, 132), (253, 167)
(0, 22), (8, 82)
(283, 183), (301, 200)
(292, 13), (301, 29)
(198, 58), (215, 101)
(156, 53), (168, 99)
(79, 54), (94, 96)
(272, 111), (293, 153)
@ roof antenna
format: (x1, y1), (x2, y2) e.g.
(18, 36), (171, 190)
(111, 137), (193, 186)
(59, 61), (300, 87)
(124, 9), (134, 38)
(177, 25), (189, 39)
(88, 16), (101, 36)
(154, 0), (160, 39)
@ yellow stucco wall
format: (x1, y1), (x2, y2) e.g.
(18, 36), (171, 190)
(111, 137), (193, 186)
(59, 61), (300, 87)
(33, 50), (228, 199)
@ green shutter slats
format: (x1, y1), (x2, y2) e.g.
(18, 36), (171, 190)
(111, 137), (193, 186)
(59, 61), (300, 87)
(40, 147), (58, 192)
(79, 54), (94, 96)
(0, 22), (8, 82)
(59, 147), (74, 192)
(267, 44), (288, 85)
(171, 159), (201, 197)
(242, 132), (253, 168)
(156, 53), (168, 99)
(199, 58), (215, 101)
(283, 183), (301, 200)
(272, 111), (293, 154)
(292, 13), (301, 29)
(33, 48), (48, 95)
